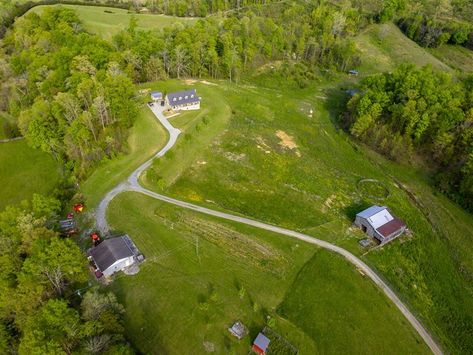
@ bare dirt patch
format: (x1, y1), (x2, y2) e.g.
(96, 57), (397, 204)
(223, 152), (246, 161)
(200, 80), (217, 86)
(276, 130), (301, 156)
(276, 130), (298, 149)
(184, 79), (216, 86)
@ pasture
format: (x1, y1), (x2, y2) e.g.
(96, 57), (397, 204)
(354, 23), (452, 74)
(107, 192), (428, 354)
(28, 5), (197, 39)
(139, 77), (473, 353)
(0, 139), (60, 210)
(429, 44), (473, 73)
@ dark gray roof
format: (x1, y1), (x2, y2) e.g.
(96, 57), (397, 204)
(167, 89), (200, 106)
(88, 236), (134, 271)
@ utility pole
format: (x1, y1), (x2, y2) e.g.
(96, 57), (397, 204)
(195, 235), (201, 264)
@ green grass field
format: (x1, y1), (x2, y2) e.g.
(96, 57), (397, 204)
(0, 139), (60, 210)
(80, 102), (167, 207)
(354, 23), (453, 74)
(140, 80), (232, 190)
(137, 77), (473, 353)
(107, 192), (428, 354)
(428, 44), (473, 73)
(29, 4), (197, 39)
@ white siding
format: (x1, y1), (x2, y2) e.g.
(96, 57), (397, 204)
(103, 256), (135, 277)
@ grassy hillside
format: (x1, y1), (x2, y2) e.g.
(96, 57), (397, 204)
(428, 44), (473, 73)
(29, 4), (196, 39)
(139, 77), (473, 353)
(0, 140), (60, 210)
(354, 23), (452, 74)
(107, 192), (429, 354)
(140, 80), (232, 189)
(80, 100), (167, 207)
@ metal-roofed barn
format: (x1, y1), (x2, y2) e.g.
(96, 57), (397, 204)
(355, 205), (407, 244)
(88, 235), (143, 277)
(165, 89), (200, 111)
(252, 333), (270, 355)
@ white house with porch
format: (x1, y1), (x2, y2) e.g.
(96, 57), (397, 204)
(165, 89), (200, 111)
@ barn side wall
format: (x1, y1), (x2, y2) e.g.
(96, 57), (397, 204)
(355, 216), (377, 238)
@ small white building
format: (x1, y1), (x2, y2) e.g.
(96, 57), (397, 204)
(355, 205), (407, 244)
(88, 235), (142, 277)
(165, 89), (200, 111)
(150, 91), (163, 102)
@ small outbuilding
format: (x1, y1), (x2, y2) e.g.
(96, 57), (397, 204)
(228, 321), (247, 339)
(252, 333), (270, 355)
(355, 205), (407, 244)
(88, 235), (143, 277)
(59, 218), (76, 236)
(165, 89), (200, 111)
(150, 91), (163, 102)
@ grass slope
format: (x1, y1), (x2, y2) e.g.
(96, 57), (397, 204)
(140, 77), (473, 353)
(428, 44), (473, 73)
(278, 251), (428, 354)
(354, 23), (453, 74)
(140, 80), (232, 189)
(80, 103), (167, 207)
(0, 140), (60, 210)
(107, 192), (428, 354)
(29, 5), (197, 39)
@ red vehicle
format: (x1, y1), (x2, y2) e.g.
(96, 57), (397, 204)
(73, 203), (84, 213)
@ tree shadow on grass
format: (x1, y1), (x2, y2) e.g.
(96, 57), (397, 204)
(343, 200), (372, 220)
(320, 79), (358, 130)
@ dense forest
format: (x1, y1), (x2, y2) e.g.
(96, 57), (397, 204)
(1, 8), (138, 176)
(398, 15), (473, 49)
(0, 195), (133, 353)
(114, 2), (363, 81)
(345, 64), (473, 211)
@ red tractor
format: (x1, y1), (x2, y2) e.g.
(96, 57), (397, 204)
(90, 232), (101, 246)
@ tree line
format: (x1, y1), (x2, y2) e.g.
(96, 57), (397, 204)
(345, 64), (473, 212)
(1, 3), (364, 177)
(112, 1), (363, 84)
(0, 195), (133, 354)
(398, 15), (473, 49)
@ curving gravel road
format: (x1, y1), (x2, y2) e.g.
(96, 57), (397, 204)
(95, 103), (442, 355)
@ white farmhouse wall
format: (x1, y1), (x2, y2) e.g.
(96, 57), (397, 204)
(171, 102), (200, 111)
(103, 256), (135, 277)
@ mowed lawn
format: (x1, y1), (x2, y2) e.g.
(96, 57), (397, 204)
(0, 139), (60, 210)
(81, 102), (167, 207)
(107, 192), (428, 354)
(278, 251), (428, 354)
(141, 78), (473, 353)
(29, 5), (197, 40)
(140, 79), (232, 190)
